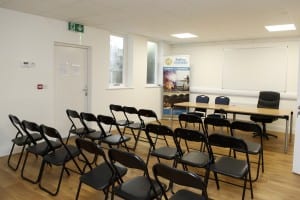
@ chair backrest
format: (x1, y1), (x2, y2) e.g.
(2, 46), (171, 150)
(22, 120), (41, 145)
(174, 128), (211, 155)
(40, 124), (65, 152)
(123, 106), (141, 124)
(75, 138), (111, 172)
(97, 114), (122, 136)
(108, 148), (146, 171)
(204, 117), (231, 135)
(257, 91), (280, 109)
(109, 104), (127, 123)
(138, 109), (161, 127)
(8, 114), (25, 137)
(215, 96), (230, 105)
(208, 133), (247, 152)
(231, 120), (263, 146)
(178, 113), (205, 132)
(195, 95), (209, 113)
(153, 163), (208, 200)
(145, 123), (174, 148)
(80, 112), (99, 130)
(66, 109), (85, 129)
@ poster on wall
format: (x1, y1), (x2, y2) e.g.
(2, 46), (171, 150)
(162, 55), (190, 118)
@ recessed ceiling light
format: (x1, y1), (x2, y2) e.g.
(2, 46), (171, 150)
(265, 24), (296, 32)
(171, 33), (198, 39)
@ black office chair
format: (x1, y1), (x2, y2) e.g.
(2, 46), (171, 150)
(7, 114), (42, 171)
(207, 96), (230, 119)
(208, 133), (253, 200)
(66, 109), (95, 143)
(188, 94), (209, 118)
(108, 148), (164, 200)
(250, 91), (280, 139)
(231, 120), (264, 182)
(75, 138), (127, 200)
(153, 163), (209, 200)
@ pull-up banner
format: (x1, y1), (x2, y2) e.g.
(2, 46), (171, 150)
(162, 55), (190, 118)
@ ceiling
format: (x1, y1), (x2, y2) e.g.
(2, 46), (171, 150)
(1, 0), (300, 44)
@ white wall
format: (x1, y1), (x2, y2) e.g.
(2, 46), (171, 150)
(171, 39), (299, 133)
(0, 8), (165, 156)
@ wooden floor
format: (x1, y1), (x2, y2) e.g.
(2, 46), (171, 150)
(1, 119), (300, 200)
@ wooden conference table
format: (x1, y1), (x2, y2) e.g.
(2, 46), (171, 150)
(173, 102), (293, 153)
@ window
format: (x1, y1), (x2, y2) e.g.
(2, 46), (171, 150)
(109, 35), (127, 87)
(147, 41), (158, 85)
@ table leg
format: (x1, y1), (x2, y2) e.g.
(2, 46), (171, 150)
(285, 118), (289, 153)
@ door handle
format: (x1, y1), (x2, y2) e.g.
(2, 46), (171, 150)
(82, 87), (88, 96)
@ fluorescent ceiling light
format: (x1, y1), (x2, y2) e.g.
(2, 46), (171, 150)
(265, 24), (296, 32)
(171, 33), (198, 39)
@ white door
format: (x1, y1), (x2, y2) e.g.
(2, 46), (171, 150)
(54, 44), (89, 137)
(292, 47), (300, 174)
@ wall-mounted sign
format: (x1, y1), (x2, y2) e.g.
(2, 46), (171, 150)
(68, 22), (84, 33)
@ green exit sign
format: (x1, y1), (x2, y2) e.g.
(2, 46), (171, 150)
(68, 22), (84, 33)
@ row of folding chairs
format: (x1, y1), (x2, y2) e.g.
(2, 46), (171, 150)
(7, 114), (82, 196)
(66, 105), (166, 151)
(175, 113), (265, 199)
(75, 138), (208, 200)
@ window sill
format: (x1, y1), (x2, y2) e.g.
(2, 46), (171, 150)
(107, 86), (134, 90)
(145, 84), (161, 88)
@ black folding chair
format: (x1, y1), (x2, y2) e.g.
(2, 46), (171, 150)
(75, 138), (127, 200)
(208, 133), (253, 200)
(66, 109), (95, 143)
(145, 124), (179, 168)
(174, 128), (212, 185)
(123, 106), (143, 150)
(153, 163), (209, 200)
(38, 124), (82, 196)
(108, 148), (164, 200)
(21, 120), (61, 184)
(7, 114), (42, 171)
(97, 114), (131, 151)
(231, 120), (264, 181)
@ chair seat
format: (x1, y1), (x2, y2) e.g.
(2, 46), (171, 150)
(85, 131), (106, 140)
(27, 141), (61, 155)
(151, 147), (178, 160)
(127, 122), (142, 129)
(242, 141), (261, 154)
(102, 134), (131, 145)
(180, 151), (210, 168)
(187, 112), (205, 118)
(170, 189), (206, 200)
(80, 162), (127, 190)
(210, 156), (248, 179)
(114, 176), (162, 200)
(250, 115), (276, 123)
(12, 133), (42, 145)
(116, 120), (131, 126)
(43, 145), (79, 165)
(70, 127), (95, 136)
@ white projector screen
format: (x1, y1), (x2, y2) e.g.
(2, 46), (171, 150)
(222, 46), (287, 92)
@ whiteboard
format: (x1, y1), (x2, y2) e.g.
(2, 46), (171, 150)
(222, 46), (287, 92)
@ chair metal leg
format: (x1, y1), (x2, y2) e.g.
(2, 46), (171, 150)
(21, 151), (41, 184)
(75, 181), (82, 200)
(7, 144), (25, 171)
